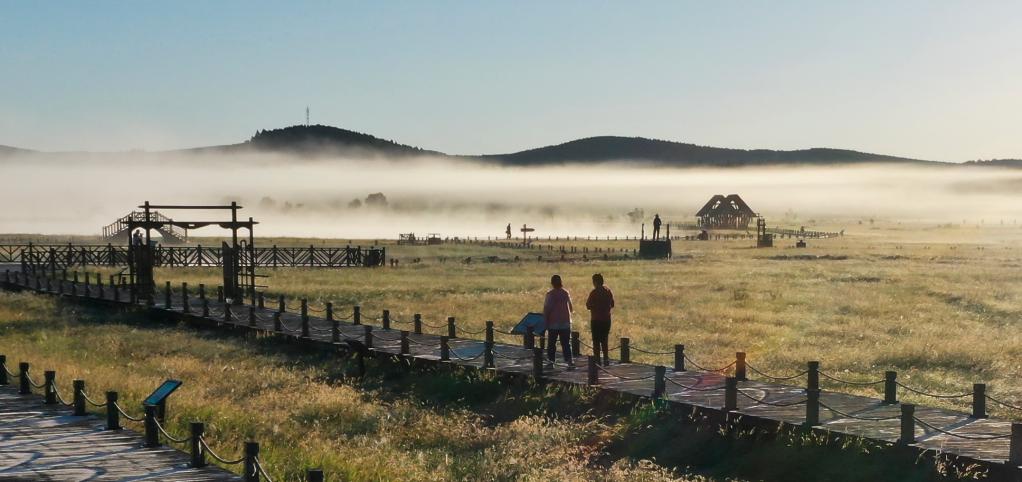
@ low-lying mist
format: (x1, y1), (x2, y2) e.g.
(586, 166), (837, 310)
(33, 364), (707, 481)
(2, 151), (1021, 239)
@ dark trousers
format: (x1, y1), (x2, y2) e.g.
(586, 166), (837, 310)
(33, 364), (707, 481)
(591, 319), (611, 365)
(546, 329), (572, 363)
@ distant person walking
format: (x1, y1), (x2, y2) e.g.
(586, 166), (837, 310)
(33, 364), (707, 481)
(506, 223), (512, 240)
(132, 230), (144, 246)
(585, 273), (615, 366)
(543, 274), (575, 370)
(652, 214), (662, 240)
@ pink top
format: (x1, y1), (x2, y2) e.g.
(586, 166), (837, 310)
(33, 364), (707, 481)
(543, 287), (573, 330)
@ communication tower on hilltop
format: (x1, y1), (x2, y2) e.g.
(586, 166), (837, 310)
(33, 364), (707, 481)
(305, 106), (310, 126)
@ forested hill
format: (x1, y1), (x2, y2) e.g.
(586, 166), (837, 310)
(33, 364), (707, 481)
(190, 125), (443, 157)
(478, 136), (924, 166)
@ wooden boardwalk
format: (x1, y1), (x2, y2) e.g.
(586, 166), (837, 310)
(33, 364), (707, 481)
(0, 384), (239, 481)
(3, 268), (1021, 480)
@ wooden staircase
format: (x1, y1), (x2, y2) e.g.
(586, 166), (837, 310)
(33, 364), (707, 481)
(101, 211), (187, 244)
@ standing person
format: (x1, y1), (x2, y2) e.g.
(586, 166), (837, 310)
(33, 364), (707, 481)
(132, 230), (144, 246)
(652, 214), (662, 240)
(506, 223), (512, 240)
(543, 274), (575, 370)
(586, 273), (615, 366)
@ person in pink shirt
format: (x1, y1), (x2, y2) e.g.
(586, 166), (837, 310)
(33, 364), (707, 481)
(543, 274), (575, 370)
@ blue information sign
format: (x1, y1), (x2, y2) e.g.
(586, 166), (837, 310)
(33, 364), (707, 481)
(510, 312), (546, 336)
(144, 380), (182, 406)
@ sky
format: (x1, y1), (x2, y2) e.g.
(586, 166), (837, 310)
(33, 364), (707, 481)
(1, 1), (1020, 161)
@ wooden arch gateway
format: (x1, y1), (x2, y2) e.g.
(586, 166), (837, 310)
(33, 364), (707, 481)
(127, 202), (259, 305)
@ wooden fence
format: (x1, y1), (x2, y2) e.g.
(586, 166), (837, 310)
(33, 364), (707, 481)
(1, 244), (386, 269)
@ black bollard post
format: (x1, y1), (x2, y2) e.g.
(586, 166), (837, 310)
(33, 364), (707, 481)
(414, 314), (422, 334)
(331, 316), (340, 343)
(620, 338), (630, 363)
(973, 383), (987, 418)
(485, 321), (494, 344)
(447, 316), (456, 338)
(533, 348), (544, 378)
(724, 377), (738, 411)
(190, 422), (206, 467)
(363, 325), (373, 349)
(325, 302), (333, 322)
(674, 344), (685, 372)
(353, 305), (361, 325)
(165, 281), (172, 309)
(307, 469), (325, 482)
(44, 370), (56, 404)
(884, 371), (897, 404)
(440, 336), (450, 361)
(484, 341), (495, 368)
(382, 310), (390, 330)
(182, 282), (190, 313)
(587, 356), (599, 386)
(807, 361), (820, 391)
(899, 404), (915, 445)
(19, 362), (30, 394)
(653, 365), (666, 398)
(1010, 423), (1022, 466)
(525, 326), (535, 349)
(301, 300), (310, 337)
(244, 442), (259, 482)
(400, 331), (410, 355)
(735, 352), (747, 381)
(73, 379), (86, 416)
(806, 385), (820, 426)
(106, 391), (120, 430)
(144, 405), (159, 448)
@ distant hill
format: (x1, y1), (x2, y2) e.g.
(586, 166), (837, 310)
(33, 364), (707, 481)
(189, 125), (442, 158)
(0, 145), (33, 157)
(479, 136), (924, 167)
(963, 159), (1022, 168)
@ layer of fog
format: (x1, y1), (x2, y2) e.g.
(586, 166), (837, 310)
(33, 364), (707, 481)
(2, 151), (1021, 239)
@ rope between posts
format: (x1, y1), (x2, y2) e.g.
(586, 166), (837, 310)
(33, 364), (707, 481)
(372, 332), (402, 342)
(663, 377), (727, 391)
(81, 391), (106, 407)
(155, 418), (189, 445)
(684, 356), (736, 373)
(819, 371), (884, 386)
(26, 373), (45, 389)
(448, 347), (486, 361)
(458, 326), (487, 335)
(50, 381), (74, 407)
(578, 339), (620, 351)
(2, 364), (16, 378)
(113, 402), (144, 422)
(746, 364), (809, 382)
(895, 382), (973, 399)
(737, 389), (808, 407)
(199, 438), (246, 465)
(628, 346), (674, 355)
(818, 401), (900, 421)
(420, 320), (447, 330)
(255, 457), (276, 482)
(595, 364), (656, 381)
(985, 395), (1022, 411)
(913, 417), (1012, 440)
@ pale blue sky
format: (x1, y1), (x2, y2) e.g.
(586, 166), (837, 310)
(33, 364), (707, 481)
(1, 1), (1020, 161)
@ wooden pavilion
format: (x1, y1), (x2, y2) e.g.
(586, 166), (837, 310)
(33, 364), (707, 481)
(696, 194), (757, 229)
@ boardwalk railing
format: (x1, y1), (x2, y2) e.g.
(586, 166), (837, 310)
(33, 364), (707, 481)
(5, 268), (1022, 478)
(0, 353), (326, 482)
(2, 243), (386, 269)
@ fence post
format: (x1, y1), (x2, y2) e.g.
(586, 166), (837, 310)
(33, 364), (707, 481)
(182, 282), (190, 313)
(165, 281), (172, 309)
(806, 385), (820, 426)
(735, 352), (747, 381)
(96, 276), (103, 298)
(414, 314), (422, 334)
(331, 315), (340, 343)
(244, 441), (260, 482)
(382, 310), (390, 330)
(653, 365), (666, 398)
(307, 469), (325, 482)
(301, 299), (310, 337)
(0, 355), (7, 385)
(973, 383), (987, 418)
(620, 338), (630, 363)
(400, 331), (410, 355)
(1010, 423), (1022, 466)
(484, 341), (495, 368)
(19, 362), (30, 394)
(190, 422), (206, 467)
(326, 302), (333, 322)
(440, 336), (450, 361)
(249, 306), (256, 327)
(571, 331), (581, 357)
(533, 348), (544, 378)
(884, 371), (897, 404)
(484, 320), (494, 344)
(106, 391), (120, 430)
(807, 361), (820, 391)
(447, 317), (456, 338)
(674, 344), (685, 372)
(525, 326), (535, 349)
(724, 377), (738, 411)
(144, 404), (159, 448)
(899, 404), (915, 445)
(73, 379), (86, 415)
(363, 325), (373, 349)
(44, 370), (56, 404)
(353, 305), (361, 325)
(587, 356), (599, 386)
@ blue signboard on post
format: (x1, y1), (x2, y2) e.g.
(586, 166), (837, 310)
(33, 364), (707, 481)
(510, 312), (546, 336)
(144, 379), (182, 406)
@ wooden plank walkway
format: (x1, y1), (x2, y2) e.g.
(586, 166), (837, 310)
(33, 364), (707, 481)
(3, 269), (1021, 479)
(0, 384), (239, 481)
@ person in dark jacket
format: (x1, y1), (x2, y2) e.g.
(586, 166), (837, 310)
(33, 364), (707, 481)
(585, 273), (615, 366)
